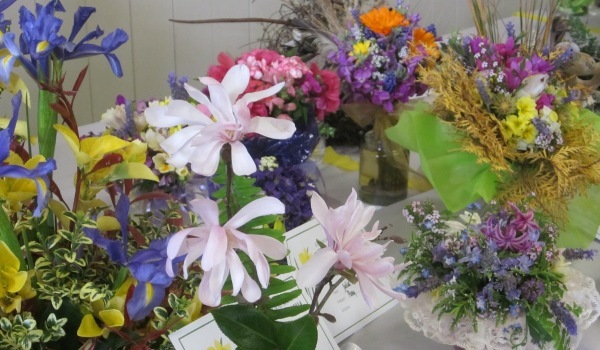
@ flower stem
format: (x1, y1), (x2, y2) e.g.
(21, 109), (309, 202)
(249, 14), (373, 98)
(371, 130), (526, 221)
(222, 144), (234, 220)
(309, 274), (344, 317)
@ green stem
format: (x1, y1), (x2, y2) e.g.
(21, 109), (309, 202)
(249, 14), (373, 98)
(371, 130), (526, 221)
(222, 145), (234, 220)
(37, 88), (59, 160)
(21, 226), (35, 272)
(314, 276), (345, 316)
(0, 208), (25, 270)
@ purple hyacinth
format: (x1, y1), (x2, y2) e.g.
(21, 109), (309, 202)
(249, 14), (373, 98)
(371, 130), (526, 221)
(481, 204), (540, 253)
(562, 248), (597, 261)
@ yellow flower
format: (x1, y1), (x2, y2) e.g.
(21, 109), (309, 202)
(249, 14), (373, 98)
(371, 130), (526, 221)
(516, 97), (537, 120)
(502, 115), (527, 137)
(0, 152), (47, 213)
(0, 241), (28, 313)
(360, 7), (409, 36)
(207, 339), (232, 350)
(350, 41), (371, 57)
(522, 123), (539, 144)
(298, 248), (312, 265)
(77, 309), (125, 338)
(152, 153), (175, 174)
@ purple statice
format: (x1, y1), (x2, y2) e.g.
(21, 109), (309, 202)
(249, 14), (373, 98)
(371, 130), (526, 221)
(505, 22), (515, 38)
(252, 158), (316, 230)
(168, 72), (189, 100)
(476, 78), (492, 106)
(521, 278), (545, 303)
(426, 24), (437, 37)
(553, 45), (574, 69)
(562, 248), (597, 261)
(532, 117), (561, 152)
(403, 276), (443, 298)
(550, 300), (578, 336)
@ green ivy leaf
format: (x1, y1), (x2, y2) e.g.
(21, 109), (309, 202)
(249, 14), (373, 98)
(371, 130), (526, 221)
(274, 315), (318, 350)
(212, 305), (278, 350)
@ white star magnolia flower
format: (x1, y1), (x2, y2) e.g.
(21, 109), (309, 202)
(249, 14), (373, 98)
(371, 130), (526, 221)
(144, 64), (296, 176)
(296, 189), (406, 308)
(165, 196), (288, 307)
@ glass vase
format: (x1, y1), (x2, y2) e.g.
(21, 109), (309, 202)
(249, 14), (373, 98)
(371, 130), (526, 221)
(358, 107), (409, 206)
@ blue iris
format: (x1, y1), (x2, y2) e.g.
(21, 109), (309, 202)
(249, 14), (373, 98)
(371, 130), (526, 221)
(0, 0), (128, 83)
(0, 92), (56, 216)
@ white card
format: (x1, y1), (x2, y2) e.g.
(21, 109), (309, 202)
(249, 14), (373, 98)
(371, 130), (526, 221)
(169, 312), (339, 350)
(285, 219), (398, 342)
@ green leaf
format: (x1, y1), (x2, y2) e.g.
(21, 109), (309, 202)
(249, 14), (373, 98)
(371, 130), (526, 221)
(526, 314), (553, 344)
(264, 290), (303, 309)
(0, 208), (25, 270)
(212, 305), (278, 350)
(263, 279), (297, 296)
(269, 264), (296, 275)
(386, 102), (499, 212)
(110, 162), (159, 182)
(559, 184), (600, 247)
(268, 305), (311, 320)
(274, 315), (318, 350)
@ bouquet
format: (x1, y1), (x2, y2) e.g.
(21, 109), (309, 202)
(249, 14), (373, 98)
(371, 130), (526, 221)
(329, 1), (439, 113)
(386, 30), (600, 246)
(398, 200), (600, 350)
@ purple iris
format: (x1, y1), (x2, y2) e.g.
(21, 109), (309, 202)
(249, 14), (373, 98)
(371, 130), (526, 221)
(0, 92), (56, 216)
(0, 0), (128, 83)
(83, 194), (176, 320)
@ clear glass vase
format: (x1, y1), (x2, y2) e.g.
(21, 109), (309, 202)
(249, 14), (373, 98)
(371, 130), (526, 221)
(358, 108), (409, 206)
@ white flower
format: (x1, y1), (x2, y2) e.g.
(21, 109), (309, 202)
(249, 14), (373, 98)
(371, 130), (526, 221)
(143, 129), (166, 152)
(101, 105), (127, 130)
(145, 64), (296, 176)
(165, 196), (288, 306)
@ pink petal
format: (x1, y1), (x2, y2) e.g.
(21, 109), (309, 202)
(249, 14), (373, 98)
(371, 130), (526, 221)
(165, 227), (197, 276)
(161, 125), (203, 154)
(337, 250), (353, 269)
(226, 197), (285, 229)
(145, 100), (211, 127)
(205, 83), (237, 124)
(310, 193), (329, 229)
(209, 64), (250, 103)
(249, 117), (296, 140)
(243, 237), (271, 287)
(181, 237), (208, 279)
(199, 261), (229, 307)
(296, 248), (338, 288)
(230, 141), (257, 175)
(241, 82), (284, 104)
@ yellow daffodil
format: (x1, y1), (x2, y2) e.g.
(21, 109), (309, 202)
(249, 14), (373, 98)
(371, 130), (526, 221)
(0, 152), (48, 213)
(522, 123), (539, 144)
(502, 115), (527, 137)
(350, 41), (371, 57)
(77, 309), (124, 338)
(516, 97), (537, 120)
(0, 241), (28, 313)
(207, 339), (232, 350)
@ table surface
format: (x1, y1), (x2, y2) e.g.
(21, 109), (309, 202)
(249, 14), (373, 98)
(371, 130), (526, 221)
(56, 119), (600, 350)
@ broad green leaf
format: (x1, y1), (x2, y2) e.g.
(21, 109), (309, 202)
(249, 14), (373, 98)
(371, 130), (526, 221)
(263, 279), (297, 296)
(212, 304), (277, 350)
(268, 304), (310, 320)
(274, 315), (318, 350)
(264, 290), (303, 309)
(0, 208), (24, 269)
(269, 264), (296, 275)
(526, 314), (553, 344)
(559, 184), (600, 248)
(386, 102), (499, 212)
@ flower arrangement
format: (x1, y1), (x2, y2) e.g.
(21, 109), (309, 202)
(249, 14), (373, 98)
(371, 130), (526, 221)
(397, 200), (600, 350)
(329, 1), (439, 112)
(386, 29), (600, 246)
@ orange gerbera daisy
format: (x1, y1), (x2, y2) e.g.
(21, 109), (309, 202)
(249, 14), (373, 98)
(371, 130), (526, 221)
(359, 7), (409, 36)
(409, 27), (440, 59)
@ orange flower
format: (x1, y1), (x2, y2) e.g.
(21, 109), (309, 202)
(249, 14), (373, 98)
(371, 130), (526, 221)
(409, 27), (440, 59)
(359, 7), (409, 36)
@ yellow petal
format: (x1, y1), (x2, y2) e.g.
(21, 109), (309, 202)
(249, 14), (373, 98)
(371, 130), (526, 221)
(77, 314), (104, 338)
(99, 309), (125, 328)
(97, 216), (121, 231)
(0, 241), (21, 271)
(55, 124), (81, 154)
(80, 135), (130, 160)
(0, 268), (27, 293)
(110, 163), (159, 182)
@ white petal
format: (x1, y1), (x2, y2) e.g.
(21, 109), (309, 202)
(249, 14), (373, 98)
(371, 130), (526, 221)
(188, 139), (223, 176)
(241, 81), (284, 104)
(146, 100), (211, 127)
(200, 227), (228, 271)
(160, 125), (204, 155)
(189, 198), (220, 227)
(310, 192), (330, 228)
(245, 234), (287, 260)
(226, 249), (246, 295)
(230, 141), (257, 176)
(249, 117), (296, 140)
(181, 237), (208, 279)
(244, 238), (270, 287)
(296, 248), (338, 288)
(165, 227), (197, 276)
(240, 269), (261, 302)
(226, 197), (285, 229)
(185, 83), (211, 107)
(198, 262), (229, 307)
(202, 64), (250, 103)
(206, 83), (236, 123)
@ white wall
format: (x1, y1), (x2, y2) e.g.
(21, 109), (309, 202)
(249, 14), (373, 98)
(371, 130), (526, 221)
(4, 0), (521, 129)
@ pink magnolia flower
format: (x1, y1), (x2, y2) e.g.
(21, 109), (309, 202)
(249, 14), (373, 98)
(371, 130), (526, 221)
(145, 64), (296, 176)
(165, 196), (288, 307)
(296, 189), (405, 307)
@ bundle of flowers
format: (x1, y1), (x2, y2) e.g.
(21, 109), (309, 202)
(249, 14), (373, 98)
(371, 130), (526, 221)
(329, 1), (439, 113)
(100, 74), (193, 197)
(386, 31), (600, 246)
(397, 200), (600, 350)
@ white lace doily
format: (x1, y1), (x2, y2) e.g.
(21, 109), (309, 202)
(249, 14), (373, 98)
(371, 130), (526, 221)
(401, 267), (600, 350)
